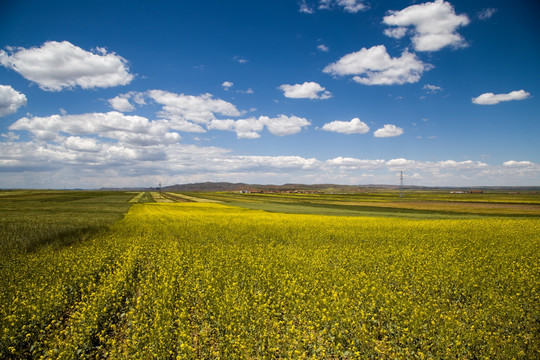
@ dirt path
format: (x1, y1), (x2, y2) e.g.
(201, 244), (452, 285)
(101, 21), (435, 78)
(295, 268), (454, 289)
(129, 192), (145, 203)
(165, 192), (221, 203)
(150, 192), (174, 203)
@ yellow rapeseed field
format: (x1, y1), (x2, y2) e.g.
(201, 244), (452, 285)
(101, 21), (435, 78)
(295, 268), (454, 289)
(1, 202), (539, 359)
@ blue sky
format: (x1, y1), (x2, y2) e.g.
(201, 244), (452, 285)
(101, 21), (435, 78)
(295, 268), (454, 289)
(1, 0), (539, 188)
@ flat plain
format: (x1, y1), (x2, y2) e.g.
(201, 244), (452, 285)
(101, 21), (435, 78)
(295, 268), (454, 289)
(1, 189), (539, 359)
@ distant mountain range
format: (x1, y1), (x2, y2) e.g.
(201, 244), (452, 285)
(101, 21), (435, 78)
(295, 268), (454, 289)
(99, 182), (540, 192)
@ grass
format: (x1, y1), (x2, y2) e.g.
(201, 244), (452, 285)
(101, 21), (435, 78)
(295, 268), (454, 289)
(0, 190), (132, 254)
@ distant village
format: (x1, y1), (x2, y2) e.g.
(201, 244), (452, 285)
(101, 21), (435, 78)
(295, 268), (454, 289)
(239, 189), (319, 194)
(449, 190), (484, 194)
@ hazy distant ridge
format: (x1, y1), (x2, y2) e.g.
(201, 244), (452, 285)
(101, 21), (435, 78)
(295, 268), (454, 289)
(100, 182), (540, 192)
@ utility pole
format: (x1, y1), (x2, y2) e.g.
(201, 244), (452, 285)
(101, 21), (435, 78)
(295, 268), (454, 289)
(399, 171), (404, 198)
(159, 182), (161, 198)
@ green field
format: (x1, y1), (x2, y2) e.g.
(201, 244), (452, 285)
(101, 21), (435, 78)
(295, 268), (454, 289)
(184, 190), (540, 218)
(0, 191), (133, 254)
(1, 190), (539, 359)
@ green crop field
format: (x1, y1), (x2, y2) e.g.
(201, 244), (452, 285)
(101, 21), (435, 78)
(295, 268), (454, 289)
(1, 190), (539, 359)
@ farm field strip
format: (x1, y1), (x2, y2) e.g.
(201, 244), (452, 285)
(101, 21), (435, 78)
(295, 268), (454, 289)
(150, 192), (175, 203)
(184, 192), (540, 217)
(1, 201), (539, 358)
(128, 192), (145, 203)
(319, 200), (540, 215)
(167, 192), (221, 203)
(0, 191), (132, 253)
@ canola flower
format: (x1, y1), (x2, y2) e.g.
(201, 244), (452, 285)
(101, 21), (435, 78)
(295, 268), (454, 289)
(1, 202), (539, 359)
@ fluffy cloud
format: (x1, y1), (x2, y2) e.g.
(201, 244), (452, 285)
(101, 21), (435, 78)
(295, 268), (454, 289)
(300, 0), (367, 14)
(321, 118), (370, 134)
(222, 81), (234, 90)
(503, 160), (534, 167)
(317, 44), (329, 52)
(299, 1), (315, 14)
(10, 111), (180, 146)
(323, 45), (431, 85)
(1, 132), (19, 141)
(109, 95), (135, 112)
(0, 41), (133, 91)
(374, 124), (403, 137)
(108, 92), (146, 112)
(472, 90), (531, 105)
(325, 157), (385, 170)
(234, 118), (265, 139)
(279, 82), (332, 99)
(63, 136), (102, 153)
(319, 0), (368, 13)
(383, 27), (408, 39)
(209, 118), (263, 139)
(261, 115), (311, 136)
(423, 84), (442, 93)
(148, 90), (242, 124)
(237, 88), (254, 95)
(233, 56), (248, 64)
(478, 8), (497, 20)
(209, 115), (311, 139)
(104, 90), (310, 139)
(383, 0), (470, 52)
(0, 84), (27, 117)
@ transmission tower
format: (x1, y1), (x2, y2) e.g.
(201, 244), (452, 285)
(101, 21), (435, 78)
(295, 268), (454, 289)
(399, 171), (404, 198)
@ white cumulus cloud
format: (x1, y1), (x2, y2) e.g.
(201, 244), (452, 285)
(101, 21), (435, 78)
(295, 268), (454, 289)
(279, 82), (332, 99)
(261, 115), (311, 136)
(108, 92), (146, 112)
(503, 160), (534, 167)
(222, 81), (234, 90)
(106, 90), (311, 139)
(209, 118), (264, 139)
(147, 90), (242, 127)
(472, 90), (531, 105)
(10, 111), (180, 146)
(317, 44), (330, 52)
(109, 95), (135, 112)
(321, 118), (370, 134)
(324, 45), (431, 85)
(0, 41), (134, 91)
(209, 115), (310, 139)
(374, 124), (403, 138)
(1, 132), (19, 141)
(383, 27), (408, 39)
(63, 136), (102, 153)
(383, 0), (470, 52)
(233, 118), (265, 139)
(0, 84), (27, 117)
